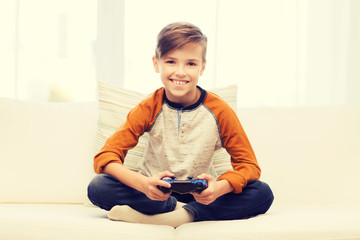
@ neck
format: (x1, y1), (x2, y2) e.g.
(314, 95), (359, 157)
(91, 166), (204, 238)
(164, 86), (204, 109)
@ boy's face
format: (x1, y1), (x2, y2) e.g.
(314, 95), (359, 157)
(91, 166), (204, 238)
(153, 43), (206, 107)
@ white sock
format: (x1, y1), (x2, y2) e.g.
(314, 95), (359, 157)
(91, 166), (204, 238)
(108, 202), (193, 228)
(174, 201), (186, 210)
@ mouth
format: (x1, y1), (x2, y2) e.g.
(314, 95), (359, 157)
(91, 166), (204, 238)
(170, 79), (189, 86)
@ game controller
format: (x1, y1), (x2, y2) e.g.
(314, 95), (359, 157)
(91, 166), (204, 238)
(158, 177), (208, 194)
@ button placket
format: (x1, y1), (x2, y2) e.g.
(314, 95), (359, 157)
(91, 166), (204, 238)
(179, 114), (188, 139)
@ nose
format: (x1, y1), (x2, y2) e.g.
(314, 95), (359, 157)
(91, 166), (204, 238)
(175, 65), (186, 78)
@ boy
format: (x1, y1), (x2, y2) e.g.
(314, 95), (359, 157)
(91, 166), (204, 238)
(88, 22), (274, 227)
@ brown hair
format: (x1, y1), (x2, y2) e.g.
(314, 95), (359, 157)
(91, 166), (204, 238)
(155, 22), (207, 62)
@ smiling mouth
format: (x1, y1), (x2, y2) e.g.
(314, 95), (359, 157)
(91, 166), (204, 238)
(170, 79), (189, 86)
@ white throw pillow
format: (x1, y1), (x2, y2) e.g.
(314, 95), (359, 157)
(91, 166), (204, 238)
(96, 81), (236, 175)
(0, 98), (98, 203)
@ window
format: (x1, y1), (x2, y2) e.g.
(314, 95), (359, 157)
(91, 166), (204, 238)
(0, 0), (97, 102)
(119, 0), (359, 107)
(2, 0), (359, 106)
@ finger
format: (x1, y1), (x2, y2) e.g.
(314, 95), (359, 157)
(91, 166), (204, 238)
(192, 196), (211, 205)
(191, 192), (199, 198)
(196, 173), (207, 180)
(200, 200), (213, 205)
(196, 174), (213, 185)
(156, 179), (171, 188)
(151, 189), (171, 200)
(158, 192), (172, 201)
(157, 171), (174, 179)
(164, 171), (175, 177)
(193, 194), (215, 205)
(191, 191), (208, 198)
(159, 171), (173, 178)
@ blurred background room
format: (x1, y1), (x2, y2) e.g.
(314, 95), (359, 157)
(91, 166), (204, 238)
(1, 0), (359, 107)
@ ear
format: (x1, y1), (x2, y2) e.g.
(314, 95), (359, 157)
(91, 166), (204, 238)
(152, 56), (160, 73)
(200, 60), (207, 76)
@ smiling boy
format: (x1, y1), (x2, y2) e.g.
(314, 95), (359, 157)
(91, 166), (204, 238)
(87, 22), (274, 227)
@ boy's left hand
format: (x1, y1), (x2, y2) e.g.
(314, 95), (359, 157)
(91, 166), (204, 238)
(191, 173), (234, 205)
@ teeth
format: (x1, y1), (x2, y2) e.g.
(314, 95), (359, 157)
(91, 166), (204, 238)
(173, 80), (187, 85)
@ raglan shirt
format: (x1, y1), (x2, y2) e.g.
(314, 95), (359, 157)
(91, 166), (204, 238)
(94, 86), (261, 194)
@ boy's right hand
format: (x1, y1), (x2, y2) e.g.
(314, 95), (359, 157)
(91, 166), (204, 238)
(142, 171), (174, 201)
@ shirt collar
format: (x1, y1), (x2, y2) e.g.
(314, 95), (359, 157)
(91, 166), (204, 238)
(163, 86), (206, 110)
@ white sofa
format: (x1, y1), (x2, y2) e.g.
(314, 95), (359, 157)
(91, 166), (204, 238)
(1, 96), (360, 240)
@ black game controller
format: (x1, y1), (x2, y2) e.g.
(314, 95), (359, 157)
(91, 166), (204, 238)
(158, 177), (208, 194)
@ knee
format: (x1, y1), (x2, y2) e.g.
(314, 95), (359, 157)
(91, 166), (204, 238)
(87, 174), (114, 203)
(250, 180), (274, 199)
(253, 180), (273, 196)
(249, 180), (274, 213)
(88, 174), (107, 191)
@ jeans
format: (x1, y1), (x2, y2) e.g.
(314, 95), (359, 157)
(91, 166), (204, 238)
(87, 174), (274, 222)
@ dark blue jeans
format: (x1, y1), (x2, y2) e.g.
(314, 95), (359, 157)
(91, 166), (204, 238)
(87, 174), (274, 222)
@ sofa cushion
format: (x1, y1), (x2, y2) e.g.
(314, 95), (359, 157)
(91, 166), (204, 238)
(0, 204), (175, 240)
(176, 203), (360, 240)
(1, 203), (359, 240)
(0, 98), (98, 203)
(237, 106), (360, 205)
(95, 81), (236, 175)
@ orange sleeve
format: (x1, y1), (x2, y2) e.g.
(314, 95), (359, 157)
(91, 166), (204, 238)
(93, 88), (164, 174)
(205, 93), (261, 194)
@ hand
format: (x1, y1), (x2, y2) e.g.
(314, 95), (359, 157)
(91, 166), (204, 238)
(191, 173), (234, 205)
(141, 171), (174, 201)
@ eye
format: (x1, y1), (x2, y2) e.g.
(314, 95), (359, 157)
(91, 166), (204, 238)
(188, 62), (197, 66)
(166, 60), (175, 64)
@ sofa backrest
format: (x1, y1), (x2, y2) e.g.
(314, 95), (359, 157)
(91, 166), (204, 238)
(0, 98), (98, 203)
(238, 106), (360, 205)
(1, 96), (359, 205)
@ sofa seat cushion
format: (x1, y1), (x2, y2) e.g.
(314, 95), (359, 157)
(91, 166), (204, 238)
(1, 203), (359, 240)
(0, 204), (175, 240)
(176, 203), (360, 240)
